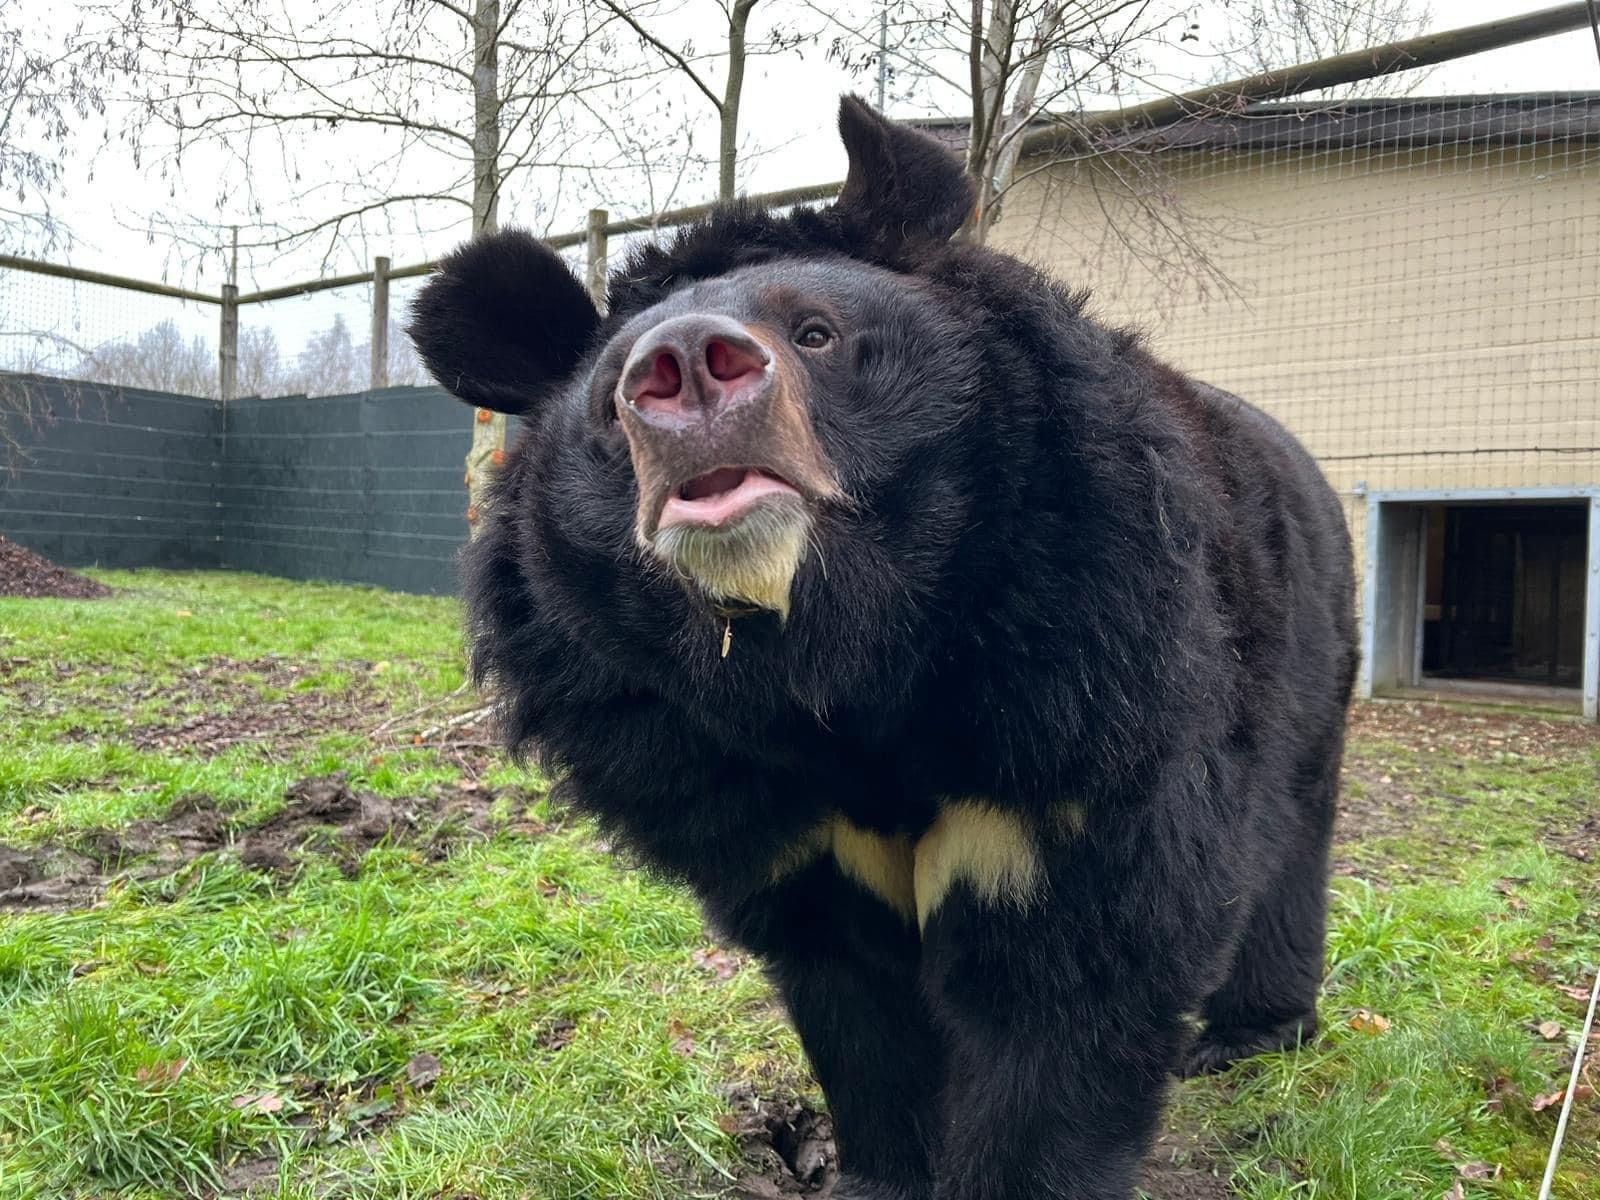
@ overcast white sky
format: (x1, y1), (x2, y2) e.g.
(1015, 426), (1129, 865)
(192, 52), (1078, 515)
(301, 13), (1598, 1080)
(10, 0), (1600, 369)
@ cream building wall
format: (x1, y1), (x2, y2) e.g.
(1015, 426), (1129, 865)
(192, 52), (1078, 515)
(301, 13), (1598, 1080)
(990, 134), (1600, 570)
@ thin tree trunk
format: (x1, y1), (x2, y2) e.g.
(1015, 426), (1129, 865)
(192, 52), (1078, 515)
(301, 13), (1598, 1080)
(471, 0), (501, 235)
(466, 0), (504, 533)
(966, 0), (989, 180)
(980, 2), (1065, 241)
(968, 0), (1021, 239)
(719, 0), (758, 201)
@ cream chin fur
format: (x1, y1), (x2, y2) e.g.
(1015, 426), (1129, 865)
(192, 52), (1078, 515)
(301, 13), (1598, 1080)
(651, 496), (812, 621)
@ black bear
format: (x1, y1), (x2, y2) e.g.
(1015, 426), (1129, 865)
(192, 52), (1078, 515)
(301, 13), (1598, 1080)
(411, 96), (1357, 1200)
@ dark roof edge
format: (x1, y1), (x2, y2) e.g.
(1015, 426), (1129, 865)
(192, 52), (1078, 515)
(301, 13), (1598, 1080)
(912, 93), (1600, 155)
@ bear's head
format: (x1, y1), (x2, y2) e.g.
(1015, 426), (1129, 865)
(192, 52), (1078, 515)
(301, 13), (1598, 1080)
(410, 96), (1078, 733)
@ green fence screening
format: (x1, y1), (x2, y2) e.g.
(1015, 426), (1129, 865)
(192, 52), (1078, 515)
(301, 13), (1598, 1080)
(0, 375), (472, 594)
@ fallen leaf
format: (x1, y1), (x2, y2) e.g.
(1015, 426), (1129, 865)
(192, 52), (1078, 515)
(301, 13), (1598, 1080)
(1557, 984), (1592, 1001)
(692, 946), (741, 980)
(135, 1059), (187, 1085)
(1483, 1073), (1516, 1113)
(1533, 1085), (1596, 1112)
(175, 609), (193, 618)
(1348, 1009), (1391, 1034)
(231, 1091), (285, 1115)
(345, 1086), (395, 1123)
(668, 1018), (695, 1057)
(1442, 1183), (1465, 1200)
(536, 1019), (576, 1052)
(1537, 1020), (1563, 1041)
(1457, 1161), (1499, 1180)
(404, 1052), (441, 1089)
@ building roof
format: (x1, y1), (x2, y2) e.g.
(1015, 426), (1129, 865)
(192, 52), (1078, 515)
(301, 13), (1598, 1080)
(914, 93), (1600, 156)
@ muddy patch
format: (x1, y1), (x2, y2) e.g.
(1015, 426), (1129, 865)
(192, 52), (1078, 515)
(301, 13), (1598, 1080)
(0, 842), (103, 909)
(1140, 1127), (1233, 1199)
(234, 774), (505, 874)
(721, 1085), (837, 1197)
(1347, 699), (1599, 758)
(0, 534), (112, 599)
(719, 1085), (1230, 1199)
(0, 774), (544, 912)
(1337, 701), (1600, 875)
(26, 654), (394, 756)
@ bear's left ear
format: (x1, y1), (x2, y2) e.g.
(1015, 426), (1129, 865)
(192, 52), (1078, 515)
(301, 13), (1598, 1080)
(832, 94), (976, 252)
(409, 228), (601, 415)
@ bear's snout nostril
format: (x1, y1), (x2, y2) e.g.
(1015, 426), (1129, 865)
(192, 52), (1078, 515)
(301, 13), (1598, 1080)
(632, 351), (684, 413)
(619, 314), (771, 424)
(705, 338), (766, 385)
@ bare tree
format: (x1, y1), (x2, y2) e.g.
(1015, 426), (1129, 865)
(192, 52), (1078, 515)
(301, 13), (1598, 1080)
(101, 0), (683, 521)
(598, 0), (797, 200)
(0, 2), (131, 254)
(1212, 0), (1432, 97)
(77, 319), (215, 395)
(104, 0), (662, 261)
(822, 1), (1429, 253)
(0, 3), (134, 460)
(819, 3), (1197, 242)
(288, 314), (365, 397)
(386, 319), (428, 387)
(235, 325), (284, 398)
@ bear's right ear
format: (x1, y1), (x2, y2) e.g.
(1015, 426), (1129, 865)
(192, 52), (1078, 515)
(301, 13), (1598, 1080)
(833, 94), (976, 253)
(409, 229), (601, 415)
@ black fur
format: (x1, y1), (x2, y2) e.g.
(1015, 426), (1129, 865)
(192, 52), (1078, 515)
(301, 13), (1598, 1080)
(413, 96), (1357, 1199)
(408, 227), (600, 414)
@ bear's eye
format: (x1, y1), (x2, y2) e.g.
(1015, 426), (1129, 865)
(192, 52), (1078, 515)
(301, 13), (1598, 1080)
(794, 323), (833, 350)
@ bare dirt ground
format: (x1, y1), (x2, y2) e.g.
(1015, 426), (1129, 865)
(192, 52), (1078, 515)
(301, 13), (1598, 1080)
(0, 535), (112, 599)
(1339, 699), (1600, 872)
(0, 774), (545, 911)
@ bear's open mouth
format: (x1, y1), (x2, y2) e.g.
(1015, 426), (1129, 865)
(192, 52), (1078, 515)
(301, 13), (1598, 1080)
(659, 467), (801, 531)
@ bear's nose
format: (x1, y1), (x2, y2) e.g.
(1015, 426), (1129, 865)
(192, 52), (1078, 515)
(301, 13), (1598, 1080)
(619, 314), (771, 424)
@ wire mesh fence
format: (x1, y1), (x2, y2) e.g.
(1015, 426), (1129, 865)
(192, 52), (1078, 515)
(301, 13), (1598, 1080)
(997, 88), (1600, 553)
(234, 277), (429, 399)
(0, 264), (218, 392)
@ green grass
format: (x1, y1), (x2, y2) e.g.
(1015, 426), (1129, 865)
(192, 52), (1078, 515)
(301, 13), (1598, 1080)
(2, 570), (1597, 1198)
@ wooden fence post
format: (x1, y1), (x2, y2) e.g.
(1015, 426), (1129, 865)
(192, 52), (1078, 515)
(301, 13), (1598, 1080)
(370, 255), (390, 390)
(586, 208), (608, 312)
(219, 283), (239, 402)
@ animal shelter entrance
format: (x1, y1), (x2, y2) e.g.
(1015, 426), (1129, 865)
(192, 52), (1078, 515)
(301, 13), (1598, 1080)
(1362, 490), (1600, 721)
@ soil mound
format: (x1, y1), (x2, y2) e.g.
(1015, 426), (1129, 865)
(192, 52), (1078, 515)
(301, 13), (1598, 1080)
(0, 534), (112, 599)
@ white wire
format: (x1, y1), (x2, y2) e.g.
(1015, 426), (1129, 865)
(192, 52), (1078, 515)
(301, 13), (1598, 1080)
(1537, 962), (1600, 1200)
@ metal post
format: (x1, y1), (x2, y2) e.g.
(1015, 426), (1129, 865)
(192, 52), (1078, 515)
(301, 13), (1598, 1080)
(370, 255), (391, 390)
(219, 283), (239, 402)
(585, 208), (608, 312)
(1584, 494), (1599, 722)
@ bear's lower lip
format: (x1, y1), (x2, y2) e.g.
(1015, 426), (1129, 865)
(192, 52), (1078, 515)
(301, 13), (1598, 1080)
(658, 468), (801, 530)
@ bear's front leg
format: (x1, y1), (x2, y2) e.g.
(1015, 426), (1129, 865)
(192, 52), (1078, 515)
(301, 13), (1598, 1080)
(715, 845), (948, 1200)
(915, 802), (1229, 1200)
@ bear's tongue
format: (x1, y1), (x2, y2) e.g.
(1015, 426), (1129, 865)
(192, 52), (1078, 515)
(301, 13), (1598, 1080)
(660, 468), (799, 530)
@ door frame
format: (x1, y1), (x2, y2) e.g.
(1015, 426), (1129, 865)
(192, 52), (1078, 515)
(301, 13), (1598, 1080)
(1359, 486), (1599, 722)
